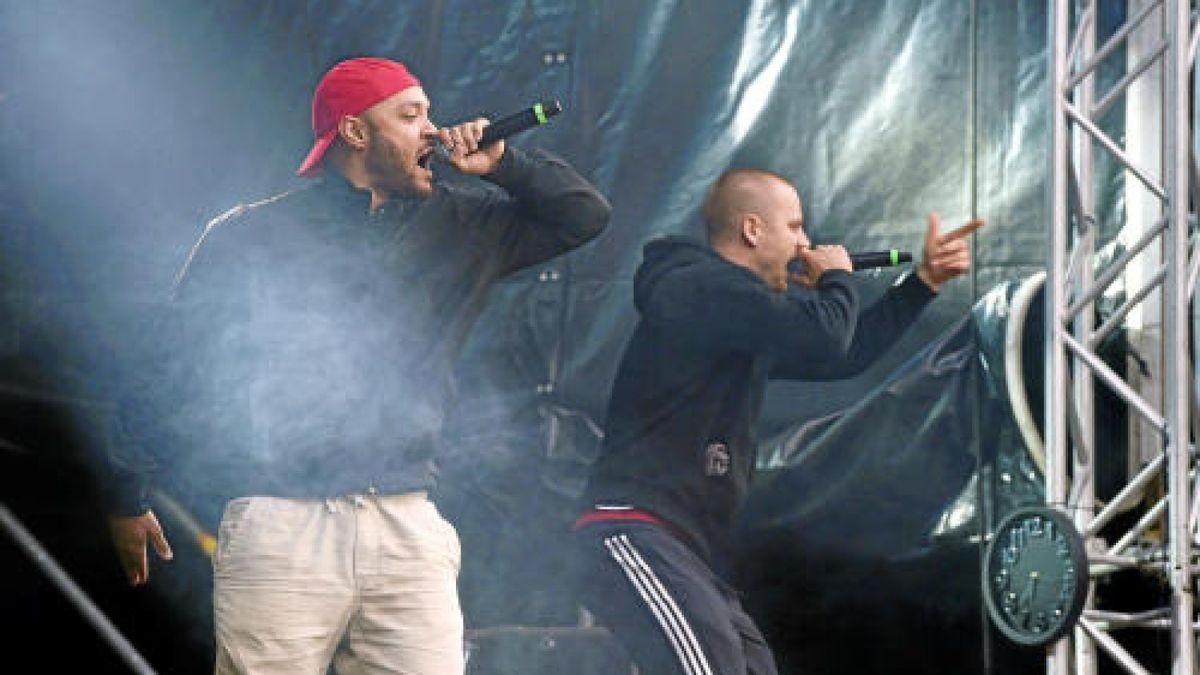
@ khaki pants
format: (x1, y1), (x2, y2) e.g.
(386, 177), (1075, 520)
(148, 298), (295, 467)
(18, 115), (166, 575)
(212, 492), (463, 675)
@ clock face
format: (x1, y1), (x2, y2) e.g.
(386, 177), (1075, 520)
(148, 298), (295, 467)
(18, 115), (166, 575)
(983, 506), (1089, 647)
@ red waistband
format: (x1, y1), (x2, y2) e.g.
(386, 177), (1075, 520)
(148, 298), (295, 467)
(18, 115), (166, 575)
(573, 507), (667, 530)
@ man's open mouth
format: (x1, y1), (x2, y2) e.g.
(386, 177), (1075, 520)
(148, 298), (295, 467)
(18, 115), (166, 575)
(417, 147), (434, 170)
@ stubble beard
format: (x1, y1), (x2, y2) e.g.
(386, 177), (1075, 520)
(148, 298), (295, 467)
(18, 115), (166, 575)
(365, 136), (430, 199)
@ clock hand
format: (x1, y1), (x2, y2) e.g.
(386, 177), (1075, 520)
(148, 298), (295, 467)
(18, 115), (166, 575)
(1017, 573), (1039, 628)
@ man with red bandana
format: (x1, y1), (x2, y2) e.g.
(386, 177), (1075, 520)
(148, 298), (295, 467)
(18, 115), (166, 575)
(105, 57), (610, 674)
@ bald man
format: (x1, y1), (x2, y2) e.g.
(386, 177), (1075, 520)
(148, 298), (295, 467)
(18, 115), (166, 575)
(573, 168), (979, 674)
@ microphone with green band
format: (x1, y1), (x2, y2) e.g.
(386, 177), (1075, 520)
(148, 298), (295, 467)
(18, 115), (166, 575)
(479, 99), (563, 145)
(849, 249), (913, 271)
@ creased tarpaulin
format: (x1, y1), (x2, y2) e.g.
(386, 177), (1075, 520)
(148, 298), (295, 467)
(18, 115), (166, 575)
(0, 0), (1128, 673)
(742, 315), (982, 561)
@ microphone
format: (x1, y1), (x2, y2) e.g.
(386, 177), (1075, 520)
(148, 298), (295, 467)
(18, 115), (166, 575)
(850, 249), (912, 270)
(434, 100), (563, 159)
(788, 249), (913, 276)
(480, 99), (562, 145)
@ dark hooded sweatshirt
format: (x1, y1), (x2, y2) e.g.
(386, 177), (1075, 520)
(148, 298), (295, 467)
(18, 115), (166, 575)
(581, 236), (935, 561)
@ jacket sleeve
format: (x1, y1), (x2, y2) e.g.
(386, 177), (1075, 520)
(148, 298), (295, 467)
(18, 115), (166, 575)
(101, 224), (248, 516)
(640, 260), (862, 360)
(102, 305), (173, 516)
(473, 147), (611, 274)
(768, 271), (936, 381)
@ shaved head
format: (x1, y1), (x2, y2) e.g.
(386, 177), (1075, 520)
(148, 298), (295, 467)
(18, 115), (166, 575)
(701, 168), (808, 290)
(702, 168), (795, 245)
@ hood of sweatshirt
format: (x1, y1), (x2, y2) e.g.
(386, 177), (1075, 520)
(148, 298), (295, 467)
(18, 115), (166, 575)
(633, 236), (727, 313)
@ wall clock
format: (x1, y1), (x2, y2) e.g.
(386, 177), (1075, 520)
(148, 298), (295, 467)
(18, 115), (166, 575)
(983, 505), (1089, 646)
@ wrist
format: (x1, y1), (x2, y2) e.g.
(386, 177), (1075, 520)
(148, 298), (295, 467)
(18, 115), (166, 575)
(916, 264), (941, 293)
(481, 145), (521, 186)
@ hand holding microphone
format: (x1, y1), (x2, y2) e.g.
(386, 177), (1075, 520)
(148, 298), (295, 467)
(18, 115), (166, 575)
(789, 213), (983, 290)
(792, 244), (853, 288)
(432, 118), (506, 176)
(429, 100), (562, 175)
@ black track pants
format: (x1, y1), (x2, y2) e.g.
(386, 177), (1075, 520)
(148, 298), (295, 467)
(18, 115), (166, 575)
(574, 521), (778, 675)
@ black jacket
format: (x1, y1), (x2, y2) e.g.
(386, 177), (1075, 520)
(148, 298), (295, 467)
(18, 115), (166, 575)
(107, 148), (610, 515)
(581, 236), (934, 560)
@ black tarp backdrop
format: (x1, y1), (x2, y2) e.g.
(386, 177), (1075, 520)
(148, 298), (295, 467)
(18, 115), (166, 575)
(0, 1), (1142, 673)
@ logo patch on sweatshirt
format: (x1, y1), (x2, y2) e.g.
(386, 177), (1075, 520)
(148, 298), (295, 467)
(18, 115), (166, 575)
(704, 442), (731, 477)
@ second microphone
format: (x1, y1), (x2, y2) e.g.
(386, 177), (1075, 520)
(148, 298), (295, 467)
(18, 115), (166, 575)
(850, 249), (913, 271)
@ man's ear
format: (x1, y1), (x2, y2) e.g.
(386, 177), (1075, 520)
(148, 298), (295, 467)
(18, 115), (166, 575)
(337, 115), (369, 151)
(740, 213), (763, 247)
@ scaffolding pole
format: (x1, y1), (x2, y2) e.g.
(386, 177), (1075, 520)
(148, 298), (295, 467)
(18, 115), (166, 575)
(0, 504), (156, 675)
(1047, 1), (1197, 673)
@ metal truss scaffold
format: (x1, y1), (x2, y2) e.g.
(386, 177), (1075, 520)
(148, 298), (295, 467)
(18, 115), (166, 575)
(1047, 1), (1197, 674)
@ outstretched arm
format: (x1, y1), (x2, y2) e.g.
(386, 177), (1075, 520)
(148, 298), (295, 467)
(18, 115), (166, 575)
(641, 252), (861, 360)
(771, 213), (983, 380)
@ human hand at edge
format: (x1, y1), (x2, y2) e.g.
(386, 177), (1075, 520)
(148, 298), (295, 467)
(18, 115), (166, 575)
(108, 509), (173, 586)
(916, 212), (983, 292)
